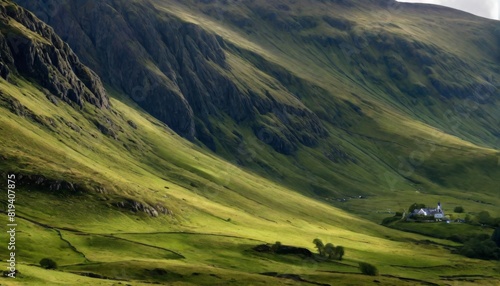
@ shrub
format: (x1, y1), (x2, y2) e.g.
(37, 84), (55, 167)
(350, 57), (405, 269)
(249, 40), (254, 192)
(271, 241), (282, 252)
(39, 258), (57, 269)
(454, 206), (464, 213)
(359, 262), (378, 276)
(465, 214), (472, 223)
(449, 234), (467, 243)
(381, 216), (400, 225)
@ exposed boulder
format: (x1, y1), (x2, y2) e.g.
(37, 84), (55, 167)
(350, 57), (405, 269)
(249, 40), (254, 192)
(16, 174), (83, 193)
(113, 199), (173, 217)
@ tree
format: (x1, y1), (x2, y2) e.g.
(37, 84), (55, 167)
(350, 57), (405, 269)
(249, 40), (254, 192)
(465, 214), (472, 223)
(39, 258), (57, 269)
(271, 241), (282, 252)
(381, 216), (400, 225)
(334, 246), (345, 260)
(313, 238), (325, 256)
(454, 206), (464, 213)
(409, 203), (426, 213)
(478, 211), (493, 225)
(493, 227), (500, 248)
(359, 262), (378, 276)
(324, 243), (335, 259)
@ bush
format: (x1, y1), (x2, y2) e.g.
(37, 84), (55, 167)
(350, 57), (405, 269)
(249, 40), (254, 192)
(271, 241), (282, 252)
(449, 233), (480, 244)
(449, 234), (467, 243)
(465, 214), (472, 223)
(39, 258), (57, 269)
(381, 216), (400, 225)
(454, 206), (464, 213)
(359, 262), (378, 276)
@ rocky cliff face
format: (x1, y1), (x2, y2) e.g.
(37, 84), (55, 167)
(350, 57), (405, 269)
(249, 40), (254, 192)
(15, 0), (328, 152)
(15, 0), (498, 154)
(0, 1), (108, 109)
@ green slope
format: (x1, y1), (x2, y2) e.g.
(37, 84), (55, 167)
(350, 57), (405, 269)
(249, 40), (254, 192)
(2, 76), (499, 285)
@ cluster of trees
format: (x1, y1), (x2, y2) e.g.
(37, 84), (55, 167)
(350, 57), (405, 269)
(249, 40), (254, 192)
(458, 233), (500, 260)
(453, 227), (500, 260)
(312, 238), (345, 260)
(465, 211), (500, 227)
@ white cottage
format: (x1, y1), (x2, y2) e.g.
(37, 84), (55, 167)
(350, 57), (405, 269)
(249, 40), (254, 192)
(412, 202), (445, 220)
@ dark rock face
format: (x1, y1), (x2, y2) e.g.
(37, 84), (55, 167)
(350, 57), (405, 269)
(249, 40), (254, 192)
(16, 0), (246, 139)
(0, 2), (108, 109)
(16, 0), (329, 153)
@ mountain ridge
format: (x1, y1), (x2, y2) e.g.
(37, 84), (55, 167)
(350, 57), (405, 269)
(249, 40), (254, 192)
(15, 0), (500, 152)
(0, 1), (109, 109)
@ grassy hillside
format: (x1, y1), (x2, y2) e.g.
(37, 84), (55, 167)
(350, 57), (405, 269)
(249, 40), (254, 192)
(1, 0), (499, 285)
(1, 76), (499, 285)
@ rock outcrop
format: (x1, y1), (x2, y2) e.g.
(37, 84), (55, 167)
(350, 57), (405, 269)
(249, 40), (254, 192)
(0, 1), (108, 109)
(15, 174), (84, 193)
(113, 199), (173, 217)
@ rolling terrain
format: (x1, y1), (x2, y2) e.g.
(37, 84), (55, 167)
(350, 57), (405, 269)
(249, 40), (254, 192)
(0, 0), (499, 285)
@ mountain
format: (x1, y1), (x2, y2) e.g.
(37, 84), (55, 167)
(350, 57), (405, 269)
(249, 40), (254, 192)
(1, 0), (499, 285)
(15, 0), (500, 193)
